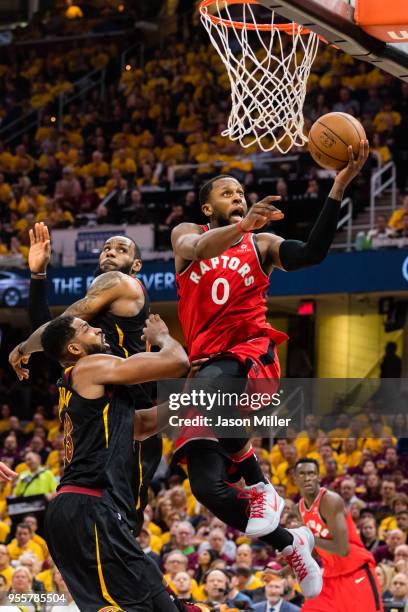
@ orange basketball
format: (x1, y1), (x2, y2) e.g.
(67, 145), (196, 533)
(308, 112), (367, 171)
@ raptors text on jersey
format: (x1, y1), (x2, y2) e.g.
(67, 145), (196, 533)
(176, 227), (287, 360)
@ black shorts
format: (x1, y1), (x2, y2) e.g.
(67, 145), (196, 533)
(45, 491), (165, 612)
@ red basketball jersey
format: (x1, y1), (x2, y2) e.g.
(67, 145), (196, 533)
(176, 226), (288, 360)
(299, 488), (375, 578)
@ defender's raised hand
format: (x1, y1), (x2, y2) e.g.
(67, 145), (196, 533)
(9, 343), (30, 381)
(29, 222), (51, 274)
(141, 314), (170, 346)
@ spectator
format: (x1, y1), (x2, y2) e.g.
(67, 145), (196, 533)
(396, 511), (408, 540)
(362, 473), (382, 504)
(123, 189), (148, 224)
(203, 568), (251, 609)
(340, 478), (359, 509)
(137, 527), (161, 567)
(375, 563), (393, 600)
(164, 550), (201, 600)
(199, 527), (233, 563)
(13, 451), (57, 498)
(235, 566), (264, 602)
(0, 574), (8, 606)
(320, 458), (340, 488)
(392, 213), (408, 240)
(385, 573), (408, 606)
(54, 167), (81, 202)
(374, 529), (405, 564)
(173, 571), (194, 602)
(360, 516), (384, 552)
(9, 566), (35, 605)
(1, 434), (21, 467)
(23, 515), (48, 560)
(195, 549), (220, 585)
(367, 215), (392, 247)
(394, 544), (408, 574)
(376, 479), (398, 521)
(253, 574), (300, 611)
(18, 552), (45, 593)
(7, 522), (44, 563)
(174, 521), (197, 569)
(0, 545), (13, 587)
(225, 567), (254, 609)
(388, 195), (408, 232)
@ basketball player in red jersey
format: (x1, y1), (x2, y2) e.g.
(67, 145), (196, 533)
(171, 141), (368, 598)
(295, 457), (383, 611)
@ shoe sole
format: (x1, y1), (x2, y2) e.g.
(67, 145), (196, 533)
(244, 494), (285, 537)
(296, 527), (323, 599)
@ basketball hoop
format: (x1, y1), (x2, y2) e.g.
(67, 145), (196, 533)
(199, 0), (320, 153)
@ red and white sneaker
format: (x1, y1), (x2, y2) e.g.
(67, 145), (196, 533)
(243, 481), (285, 537)
(282, 526), (322, 599)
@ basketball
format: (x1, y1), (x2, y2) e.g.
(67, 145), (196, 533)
(308, 112), (367, 171)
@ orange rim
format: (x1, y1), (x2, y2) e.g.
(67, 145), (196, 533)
(199, 0), (312, 34)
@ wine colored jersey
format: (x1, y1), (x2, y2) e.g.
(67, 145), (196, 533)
(176, 225), (288, 360)
(299, 488), (375, 577)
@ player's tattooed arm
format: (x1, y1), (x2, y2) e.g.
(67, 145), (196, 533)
(63, 271), (124, 318)
(74, 315), (190, 391)
(313, 492), (350, 557)
(8, 272), (129, 380)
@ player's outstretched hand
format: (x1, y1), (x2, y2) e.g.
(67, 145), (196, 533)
(141, 314), (169, 345)
(29, 222), (51, 274)
(335, 139), (369, 188)
(240, 196), (284, 231)
(8, 343), (31, 381)
(0, 462), (17, 482)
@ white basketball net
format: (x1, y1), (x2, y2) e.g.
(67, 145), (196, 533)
(199, 0), (320, 153)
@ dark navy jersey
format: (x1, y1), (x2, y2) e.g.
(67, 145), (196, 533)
(57, 368), (135, 502)
(91, 276), (154, 409)
(86, 276), (162, 531)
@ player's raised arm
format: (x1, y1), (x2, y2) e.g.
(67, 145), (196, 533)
(259, 139), (369, 272)
(9, 271), (140, 380)
(313, 492), (350, 557)
(28, 222), (52, 329)
(172, 195), (283, 264)
(49, 314), (189, 395)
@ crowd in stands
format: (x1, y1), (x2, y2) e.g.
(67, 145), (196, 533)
(359, 195), (408, 250)
(0, 14), (408, 264)
(0, 371), (407, 610)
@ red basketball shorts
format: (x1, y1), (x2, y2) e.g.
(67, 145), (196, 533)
(174, 336), (281, 455)
(302, 563), (383, 612)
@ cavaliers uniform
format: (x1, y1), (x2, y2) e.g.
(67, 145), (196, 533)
(45, 368), (166, 612)
(299, 488), (383, 612)
(92, 276), (162, 533)
(174, 226), (288, 456)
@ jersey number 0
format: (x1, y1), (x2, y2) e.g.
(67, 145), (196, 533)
(211, 278), (230, 305)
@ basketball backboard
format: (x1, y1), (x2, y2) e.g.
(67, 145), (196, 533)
(258, 0), (408, 81)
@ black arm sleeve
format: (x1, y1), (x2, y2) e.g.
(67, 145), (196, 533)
(29, 279), (52, 331)
(279, 196), (341, 271)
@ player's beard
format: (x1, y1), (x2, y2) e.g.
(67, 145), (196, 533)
(213, 213), (233, 228)
(85, 343), (109, 356)
(94, 261), (134, 277)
